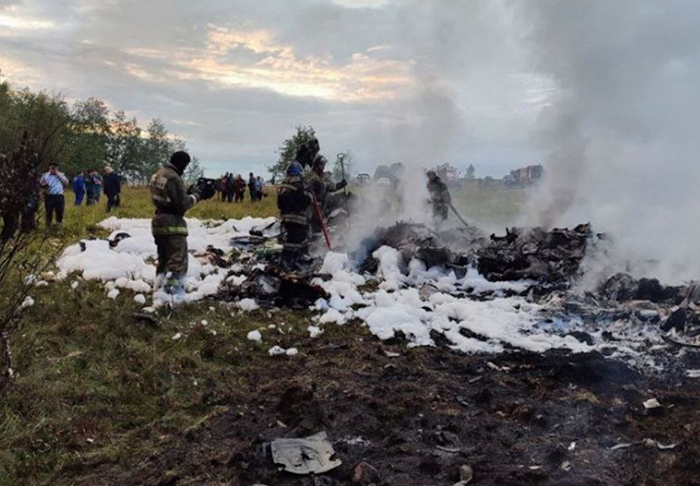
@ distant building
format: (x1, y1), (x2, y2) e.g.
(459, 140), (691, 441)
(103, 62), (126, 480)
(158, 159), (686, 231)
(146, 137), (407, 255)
(506, 164), (544, 187)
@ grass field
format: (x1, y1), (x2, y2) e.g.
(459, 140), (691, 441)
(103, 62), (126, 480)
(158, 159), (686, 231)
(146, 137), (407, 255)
(0, 184), (530, 485)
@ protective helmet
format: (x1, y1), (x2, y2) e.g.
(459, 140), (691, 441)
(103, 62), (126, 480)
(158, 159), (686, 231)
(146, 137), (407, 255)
(312, 154), (327, 169)
(286, 161), (303, 176)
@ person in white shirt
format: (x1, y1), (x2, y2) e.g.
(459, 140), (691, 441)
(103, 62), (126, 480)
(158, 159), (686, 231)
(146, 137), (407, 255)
(39, 163), (69, 226)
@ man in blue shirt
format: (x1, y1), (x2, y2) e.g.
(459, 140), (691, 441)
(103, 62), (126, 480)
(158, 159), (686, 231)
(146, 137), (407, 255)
(73, 171), (86, 206)
(39, 163), (69, 226)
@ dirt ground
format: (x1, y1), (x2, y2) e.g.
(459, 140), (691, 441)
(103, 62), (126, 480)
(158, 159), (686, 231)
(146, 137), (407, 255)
(68, 335), (700, 486)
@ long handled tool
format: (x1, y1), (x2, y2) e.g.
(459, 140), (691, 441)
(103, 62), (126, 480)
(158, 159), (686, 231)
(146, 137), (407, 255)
(311, 194), (332, 250)
(449, 203), (471, 229)
(337, 153), (351, 223)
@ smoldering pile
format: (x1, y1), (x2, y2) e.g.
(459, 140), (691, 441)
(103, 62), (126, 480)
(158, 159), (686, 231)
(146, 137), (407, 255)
(57, 216), (700, 366)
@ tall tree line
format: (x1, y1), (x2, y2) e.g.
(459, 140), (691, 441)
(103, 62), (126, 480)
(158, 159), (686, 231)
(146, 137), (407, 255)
(0, 77), (199, 183)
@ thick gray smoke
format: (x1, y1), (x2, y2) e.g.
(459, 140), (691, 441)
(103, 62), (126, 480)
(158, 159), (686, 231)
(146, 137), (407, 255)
(516, 0), (700, 284)
(354, 0), (523, 229)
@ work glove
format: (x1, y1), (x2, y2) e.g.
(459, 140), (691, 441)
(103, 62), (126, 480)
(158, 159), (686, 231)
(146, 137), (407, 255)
(336, 179), (347, 190)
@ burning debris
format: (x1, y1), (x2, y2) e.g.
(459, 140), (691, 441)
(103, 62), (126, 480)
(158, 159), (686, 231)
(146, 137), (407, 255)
(220, 265), (328, 309)
(477, 224), (593, 286)
(53, 216), (700, 369)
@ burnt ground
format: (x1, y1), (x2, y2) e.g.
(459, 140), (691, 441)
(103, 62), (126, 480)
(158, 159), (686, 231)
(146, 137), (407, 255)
(68, 337), (700, 486)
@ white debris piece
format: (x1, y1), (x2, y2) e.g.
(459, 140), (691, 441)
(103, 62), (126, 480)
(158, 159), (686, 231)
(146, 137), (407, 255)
(286, 348), (299, 356)
(71, 281), (79, 290)
(247, 330), (262, 342)
(308, 326), (324, 338)
(643, 398), (662, 410)
(20, 296), (35, 309)
(56, 216), (274, 307)
(172, 332), (183, 341)
(268, 345), (287, 356)
(133, 294), (147, 305)
(687, 370), (700, 378)
(238, 298), (260, 312)
(107, 288), (120, 300)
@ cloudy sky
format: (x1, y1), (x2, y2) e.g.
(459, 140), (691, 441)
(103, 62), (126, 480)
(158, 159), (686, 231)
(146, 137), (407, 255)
(0, 0), (552, 177)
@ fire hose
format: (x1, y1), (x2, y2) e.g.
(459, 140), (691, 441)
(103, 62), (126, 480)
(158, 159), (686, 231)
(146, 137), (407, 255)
(337, 152), (351, 225)
(449, 203), (471, 229)
(311, 193), (332, 250)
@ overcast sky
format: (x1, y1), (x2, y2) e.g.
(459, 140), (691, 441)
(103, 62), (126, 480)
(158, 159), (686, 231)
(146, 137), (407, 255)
(0, 0), (552, 177)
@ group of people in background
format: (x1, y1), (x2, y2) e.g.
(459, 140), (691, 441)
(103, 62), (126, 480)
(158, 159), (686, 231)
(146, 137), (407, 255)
(35, 164), (122, 227)
(71, 167), (122, 210)
(217, 172), (267, 203)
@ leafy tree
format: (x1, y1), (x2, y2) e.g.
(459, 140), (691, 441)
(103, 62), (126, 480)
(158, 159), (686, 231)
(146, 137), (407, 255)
(269, 125), (316, 179)
(184, 156), (205, 183)
(107, 111), (144, 182)
(63, 98), (110, 175)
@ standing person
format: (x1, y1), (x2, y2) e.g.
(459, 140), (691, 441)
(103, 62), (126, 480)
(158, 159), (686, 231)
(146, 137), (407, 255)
(149, 151), (215, 299)
(93, 171), (103, 202)
(85, 170), (96, 205)
(72, 171), (86, 206)
(217, 175), (227, 202)
(39, 163), (69, 227)
(234, 174), (244, 202)
(304, 155), (347, 233)
(226, 173), (235, 203)
(426, 170), (451, 222)
(256, 176), (266, 199)
(103, 166), (121, 212)
(277, 160), (311, 271)
(248, 172), (257, 202)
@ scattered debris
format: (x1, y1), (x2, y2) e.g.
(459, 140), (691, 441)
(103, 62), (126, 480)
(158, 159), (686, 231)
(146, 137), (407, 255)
(477, 224), (592, 286)
(270, 431), (342, 475)
(643, 398), (662, 410)
(609, 443), (634, 451)
(352, 461), (380, 485)
(247, 330), (262, 342)
(171, 333), (182, 341)
(133, 313), (158, 327)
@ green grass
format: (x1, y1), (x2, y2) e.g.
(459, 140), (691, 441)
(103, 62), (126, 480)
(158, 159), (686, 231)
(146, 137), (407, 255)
(0, 183), (528, 485)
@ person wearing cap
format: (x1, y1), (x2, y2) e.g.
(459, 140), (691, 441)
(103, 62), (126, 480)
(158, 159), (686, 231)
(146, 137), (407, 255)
(304, 154), (347, 233)
(149, 151), (213, 298)
(426, 169), (451, 222)
(277, 154), (312, 271)
(103, 165), (121, 212)
(39, 163), (69, 226)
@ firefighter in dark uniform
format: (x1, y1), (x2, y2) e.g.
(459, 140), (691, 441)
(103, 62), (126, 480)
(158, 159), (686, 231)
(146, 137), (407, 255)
(277, 157), (312, 271)
(426, 169), (451, 222)
(304, 155), (347, 232)
(149, 151), (214, 296)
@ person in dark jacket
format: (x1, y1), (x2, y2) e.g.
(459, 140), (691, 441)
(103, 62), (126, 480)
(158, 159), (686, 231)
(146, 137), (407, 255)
(248, 172), (258, 202)
(73, 171), (86, 206)
(150, 151), (215, 299)
(234, 174), (246, 202)
(226, 173), (235, 202)
(277, 158), (311, 271)
(85, 169), (97, 205)
(304, 155), (347, 233)
(103, 166), (121, 212)
(426, 170), (451, 222)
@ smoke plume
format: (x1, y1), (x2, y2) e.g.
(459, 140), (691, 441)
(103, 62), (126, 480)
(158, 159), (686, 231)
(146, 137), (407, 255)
(517, 0), (700, 284)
